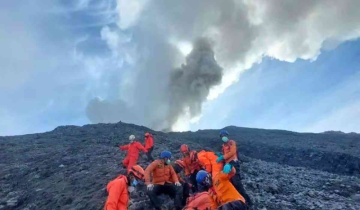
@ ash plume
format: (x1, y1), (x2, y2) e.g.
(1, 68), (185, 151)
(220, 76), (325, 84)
(166, 38), (223, 129)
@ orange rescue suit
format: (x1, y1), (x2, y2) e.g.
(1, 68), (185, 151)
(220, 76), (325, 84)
(184, 191), (216, 210)
(211, 171), (245, 206)
(183, 151), (201, 176)
(144, 134), (154, 149)
(144, 160), (179, 185)
(197, 150), (224, 177)
(222, 140), (238, 163)
(120, 141), (147, 172)
(104, 175), (129, 210)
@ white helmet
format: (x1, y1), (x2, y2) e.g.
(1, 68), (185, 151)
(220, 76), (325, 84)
(129, 135), (136, 141)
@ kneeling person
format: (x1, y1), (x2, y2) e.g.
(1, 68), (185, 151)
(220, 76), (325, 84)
(145, 151), (182, 210)
(104, 165), (145, 210)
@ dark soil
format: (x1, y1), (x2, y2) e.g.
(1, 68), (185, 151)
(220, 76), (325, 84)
(1, 122), (359, 210)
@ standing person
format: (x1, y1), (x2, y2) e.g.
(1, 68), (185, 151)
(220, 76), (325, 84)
(144, 133), (154, 161)
(180, 144), (201, 193)
(104, 165), (145, 210)
(216, 130), (253, 206)
(119, 135), (147, 173)
(145, 151), (182, 210)
(196, 170), (248, 210)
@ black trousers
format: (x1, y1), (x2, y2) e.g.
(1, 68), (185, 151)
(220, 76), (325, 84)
(218, 200), (248, 210)
(229, 160), (253, 206)
(147, 183), (182, 210)
(181, 182), (190, 206)
(189, 170), (199, 193)
(146, 147), (154, 161)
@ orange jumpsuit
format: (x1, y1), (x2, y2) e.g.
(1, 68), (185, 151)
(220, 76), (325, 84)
(144, 159), (179, 185)
(183, 151), (201, 176)
(144, 134), (154, 150)
(120, 141), (147, 172)
(211, 171), (245, 206)
(197, 150), (224, 177)
(104, 175), (129, 210)
(183, 191), (215, 210)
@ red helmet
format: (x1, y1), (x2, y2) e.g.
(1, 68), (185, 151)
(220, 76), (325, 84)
(128, 165), (145, 180)
(180, 144), (189, 153)
(175, 160), (186, 169)
(190, 151), (198, 163)
(145, 133), (150, 137)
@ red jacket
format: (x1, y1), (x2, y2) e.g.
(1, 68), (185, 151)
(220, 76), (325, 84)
(104, 175), (129, 210)
(120, 141), (147, 158)
(144, 135), (154, 149)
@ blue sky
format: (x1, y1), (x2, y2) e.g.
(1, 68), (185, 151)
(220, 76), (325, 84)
(192, 40), (360, 133)
(1, 0), (360, 135)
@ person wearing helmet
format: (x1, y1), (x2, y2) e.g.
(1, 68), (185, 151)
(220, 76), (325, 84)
(216, 130), (253, 206)
(104, 165), (145, 210)
(144, 151), (182, 210)
(196, 170), (248, 210)
(180, 144), (201, 193)
(144, 133), (154, 161)
(172, 160), (191, 206)
(119, 135), (147, 173)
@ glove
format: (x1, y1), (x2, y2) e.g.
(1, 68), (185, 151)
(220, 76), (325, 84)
(147, 184), (154, 191)
(216, 155), (224, 163)
(175, 182), (181, 187)
(223, 163), (232, 174)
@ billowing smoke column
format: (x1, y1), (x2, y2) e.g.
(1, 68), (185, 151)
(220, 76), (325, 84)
(166, 38), (223, 130)
(85, 0), (360, 131)
(86, 38), (223, 131)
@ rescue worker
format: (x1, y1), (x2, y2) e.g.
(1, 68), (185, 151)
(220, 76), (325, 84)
(181, 144), (201, 193)
(144, 133), (154, 161)
(119, 135), (147, 173)
(196, 170), (248, 210)
(104, 165), (145, 210)
(145, 151), (182, 210)
(172, 160), (190, 206)
(195, 150), (223, 177)
(216, 130), (253, 206)
(183, 191), (215, 210)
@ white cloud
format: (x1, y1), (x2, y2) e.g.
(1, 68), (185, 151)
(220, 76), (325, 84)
(89, 0), (360, 131)
(116, 0), (149, 29)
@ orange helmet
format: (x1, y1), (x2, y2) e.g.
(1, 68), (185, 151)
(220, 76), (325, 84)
(180, 144), (189, 153)
(128, 165), (145, 180)
(175, 160), (186, 169)
(190, 151), (198, 163)
(145, 133), (150, 137)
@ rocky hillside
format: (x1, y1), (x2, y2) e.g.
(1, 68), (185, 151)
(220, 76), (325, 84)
(1, 122), (359, 210)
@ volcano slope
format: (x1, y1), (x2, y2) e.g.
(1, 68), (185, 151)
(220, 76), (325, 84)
(1, 122), (359, 210)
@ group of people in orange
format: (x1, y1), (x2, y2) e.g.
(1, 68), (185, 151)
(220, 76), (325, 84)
(104, 130), (253, 210)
